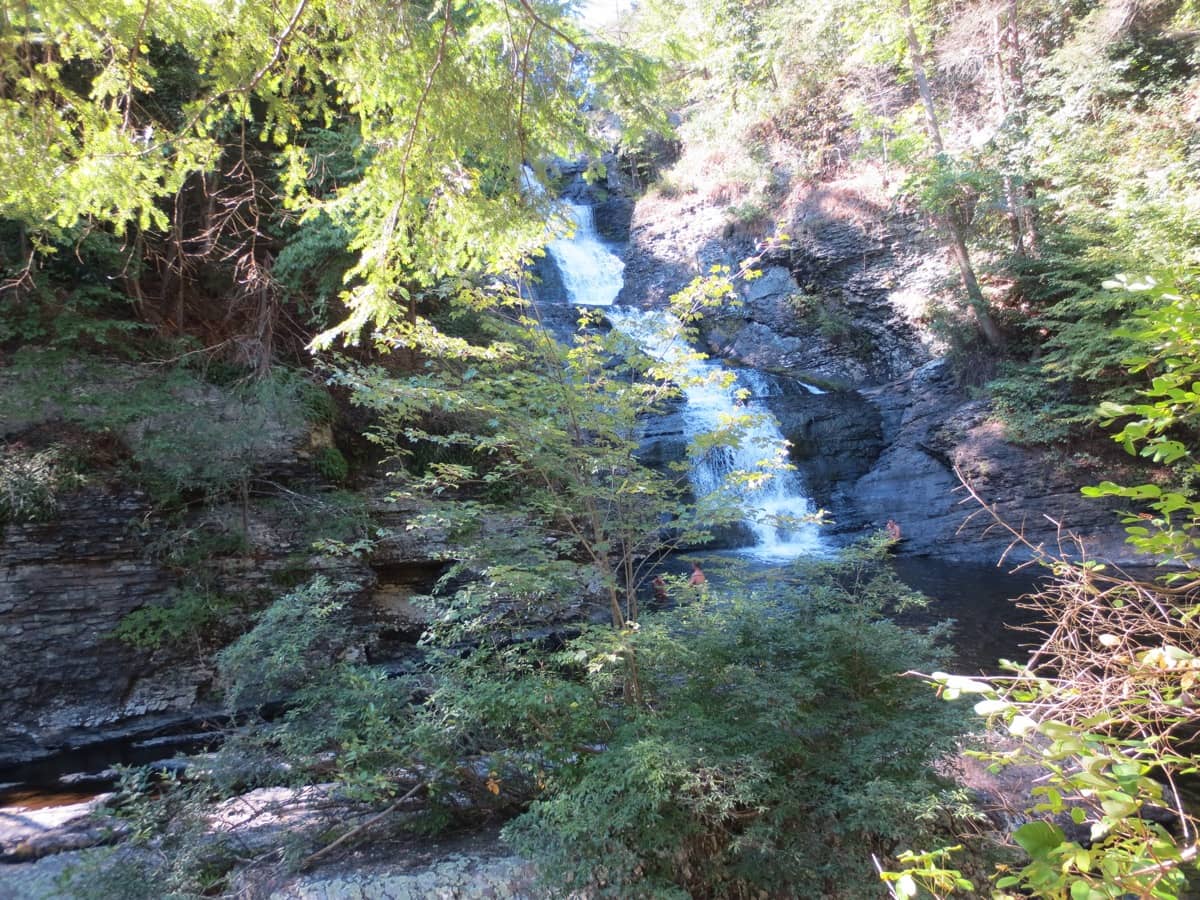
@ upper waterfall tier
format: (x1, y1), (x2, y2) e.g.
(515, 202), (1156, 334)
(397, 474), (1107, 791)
(546, 204), (625, 307)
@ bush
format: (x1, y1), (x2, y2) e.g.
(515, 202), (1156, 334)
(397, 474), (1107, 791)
(0, 444), (83, 523)
(113, 587), (241, 653)
(0, 350), (322, 509)
(314, 446), (350, 482)
(987, 362), (1097, 446)
(217, 576), (363, 711)
(503, 540), (967, 898)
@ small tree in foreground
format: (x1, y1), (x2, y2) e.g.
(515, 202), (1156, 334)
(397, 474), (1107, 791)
(337, 269), (788, 701)
(503, 538), (965, 898)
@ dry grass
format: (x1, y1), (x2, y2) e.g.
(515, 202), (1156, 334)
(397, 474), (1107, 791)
(957, 470), (1200, 755)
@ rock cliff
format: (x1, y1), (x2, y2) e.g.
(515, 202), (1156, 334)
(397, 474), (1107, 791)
(615, 176), (1145, 564)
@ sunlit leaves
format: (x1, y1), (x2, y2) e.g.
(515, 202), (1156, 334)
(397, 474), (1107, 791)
(2, 0), (662, 343)
(1077, 272), (1200, 565)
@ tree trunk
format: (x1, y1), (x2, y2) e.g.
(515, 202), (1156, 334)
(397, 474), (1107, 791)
(993, 14), (1027, 257)
(899, 0), (1004, 349)
(947, 225), (1005, 348)
(899, 0), (944, 155)
(996, 0), (1041, 258)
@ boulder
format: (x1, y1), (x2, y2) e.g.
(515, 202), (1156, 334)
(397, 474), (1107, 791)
(850, 360), (1147, 563)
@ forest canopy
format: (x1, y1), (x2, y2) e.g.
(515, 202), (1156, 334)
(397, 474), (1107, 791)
(0, 0), (660, 358)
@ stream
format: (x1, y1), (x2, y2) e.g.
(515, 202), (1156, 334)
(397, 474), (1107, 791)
(543, 197), (1045, 672)
(549, 202), (825, 559)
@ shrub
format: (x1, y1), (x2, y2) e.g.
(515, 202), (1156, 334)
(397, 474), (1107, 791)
(314, 446), (350, 483)
(0, 350), (321, 509)
(0, 445), (84, 524)
(217, 576), (363, 711)
(504, 540), (967, 898)
(987, 362), (1097, 446)
(113, 587), (240, 653)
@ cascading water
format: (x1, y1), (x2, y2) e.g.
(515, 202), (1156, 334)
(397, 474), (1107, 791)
(546, 204), (625, 308)
(544, 200), (823, 560)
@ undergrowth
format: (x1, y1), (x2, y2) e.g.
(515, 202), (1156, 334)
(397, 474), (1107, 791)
(0, 348), (336, 508)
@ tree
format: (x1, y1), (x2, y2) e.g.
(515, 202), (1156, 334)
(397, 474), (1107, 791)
(0, 0), (662, 356)
(337, 266), (784, 700)
(989, 0), (1040, 259)
(895, 0), (1004, 350)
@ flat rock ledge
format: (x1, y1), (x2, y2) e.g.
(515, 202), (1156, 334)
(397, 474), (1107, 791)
(267, 852), (539, 900)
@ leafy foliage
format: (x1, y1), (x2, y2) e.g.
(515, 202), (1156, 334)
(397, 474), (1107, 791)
(218, 576), (362, 712)
(0, 444), (84, 524)
(987, 362), (1097, 446)
(1079, 272), (1200, 566)
(113, 587), (256, 655)
(505, 540), (964, 898)
(0, 0), (665, 356)
(339, 270), (778, 651)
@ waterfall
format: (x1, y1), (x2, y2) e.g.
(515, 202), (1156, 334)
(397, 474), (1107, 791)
(546, 204), (624, 307)
(543, 200), (823, 560)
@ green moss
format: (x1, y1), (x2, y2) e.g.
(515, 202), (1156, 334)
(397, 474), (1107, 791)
(314, 446), (350, 482)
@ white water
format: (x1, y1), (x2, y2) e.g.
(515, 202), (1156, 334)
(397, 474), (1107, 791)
(546, 204), (625, 307)
(544, 202), (823, 560)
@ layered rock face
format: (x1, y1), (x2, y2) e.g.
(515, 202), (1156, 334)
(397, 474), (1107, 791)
(0, 356), (474, 773)
(616, 179), (1142, 564)
(1, 489), (189, 770)
(850, 359), (1135, 561)
(0, 484), (376, 772)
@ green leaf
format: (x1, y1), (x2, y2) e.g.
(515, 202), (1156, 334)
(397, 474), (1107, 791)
(1014, 821), (1066, 857)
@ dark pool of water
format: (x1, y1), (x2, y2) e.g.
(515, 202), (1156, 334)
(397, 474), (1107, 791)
(889, 556), (1047, 673)
(672, 549), (1047, 673)
(0, 728), (223, 810)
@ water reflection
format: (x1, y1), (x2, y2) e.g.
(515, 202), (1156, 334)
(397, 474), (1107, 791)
(658, 552), (1046, 674)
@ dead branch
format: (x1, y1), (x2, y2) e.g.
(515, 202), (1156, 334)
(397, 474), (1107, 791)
(953, 467), (1200, 749)
(297, 780), (426, 871)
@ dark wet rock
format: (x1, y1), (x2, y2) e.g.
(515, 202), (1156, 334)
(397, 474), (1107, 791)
(620, 176), (1142, 564)
(754, 380), (885, 513)
(0, 426), (462, 774)
(848, 360), (1145, 563)
(0, 480), (374, 773)
(591, 196), (636, 243)
(635, 398), (688, 470)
